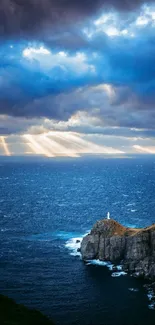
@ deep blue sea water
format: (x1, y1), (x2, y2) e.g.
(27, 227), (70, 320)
(1, 157), (155, 325)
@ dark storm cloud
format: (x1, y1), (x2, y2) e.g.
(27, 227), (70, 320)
(1, 0), (155, 136)
(67, 124), (155, 139)
(1, 32), (155, 128)
(0, 116), (40, 135)
(0, 0), (153, 39)
(0, 43), (98, 119)
(61, 85), (155, 130)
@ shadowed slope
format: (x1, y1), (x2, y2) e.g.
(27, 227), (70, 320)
(0, 295), (54, 325)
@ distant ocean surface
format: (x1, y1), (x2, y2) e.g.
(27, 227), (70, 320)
(1, 157), (155, 325)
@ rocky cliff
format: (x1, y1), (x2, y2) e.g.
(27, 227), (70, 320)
(80, 219), (155, 279)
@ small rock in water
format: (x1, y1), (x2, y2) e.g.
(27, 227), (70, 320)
(76, 240), (81, 243)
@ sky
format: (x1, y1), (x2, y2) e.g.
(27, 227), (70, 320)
(0, 0), (155, 157)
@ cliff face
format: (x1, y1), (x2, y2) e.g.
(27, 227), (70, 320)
(80, 219), (155, 279)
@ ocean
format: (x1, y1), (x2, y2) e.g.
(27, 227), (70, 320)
(0, 157), (155, 325)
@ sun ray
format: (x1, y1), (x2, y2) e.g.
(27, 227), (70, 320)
(1, 136), (11, 156)
(23, 135), (55, 157)
(48, 131), (124, 155)
(25, 142), (43, 155)
(133, 145), (155, 154)
(23, 132), (124, 157)
(51, 132), (87, 151)
(53, 132), (121, 154)
(68, 133), (124, 154)
(40, 135), (79, 157)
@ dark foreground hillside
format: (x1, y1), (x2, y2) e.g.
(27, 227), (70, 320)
(0, 295), (54, 325)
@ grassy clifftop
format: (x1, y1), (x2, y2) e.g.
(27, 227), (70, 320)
(0, 295), (54, 325)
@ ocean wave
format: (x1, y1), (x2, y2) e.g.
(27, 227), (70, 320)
(65, 237), (82, 257)
(57, 231), (82, 240)
(111, 271), (127, 277)
(65, 231), (89, 257)
(85, 260), (126, 275)
(127, 203), (136, 207)
(116, 265), (123, 271)
(112, 201), (121, 206)
(86, 260), (113, 270)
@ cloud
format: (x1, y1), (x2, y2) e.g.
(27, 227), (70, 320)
(0, 115), (42, 135)
(0, 0), (153, 40)
(22, 47), (95, 74)
(0, 1), (155, 143)
(133, 144), (155, 153)
(1, 31), (155, 125)
(1, 79), (155, 135)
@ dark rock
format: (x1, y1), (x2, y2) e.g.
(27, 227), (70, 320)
(77, 248), (81, 252)
(0, 294), (54, 325)
(76, 240), (81, 243)
(80, 219), (155, 279)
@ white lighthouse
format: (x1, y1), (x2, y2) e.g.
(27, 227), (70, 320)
(107, 212), (110, 220)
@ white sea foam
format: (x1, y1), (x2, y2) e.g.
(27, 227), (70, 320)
(86, 259), (114, 270)
(65, 231), (90, 257)
(147, 293), (154, 301)
(86, 260), (106, 266)
(116, 265), (123, 271)
(112, 201), (121, 206)
(148, 303), (155, 310)
(144, 284), (155, 310)
(131, 209), (137, 212)
(127, 203), (135, 207)
(128, 288), (139, 292)
(147, 289), (155, 310)
(108, 264), (114, 271)
(65, 237), (82, 257)
(147, 288), (155, 301)
(111, 271), (127, 277)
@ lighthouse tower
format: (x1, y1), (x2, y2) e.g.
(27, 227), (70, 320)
(107, 212), (110, 220)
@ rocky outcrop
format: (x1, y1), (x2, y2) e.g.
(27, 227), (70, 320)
(80, 219), (155, 279)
